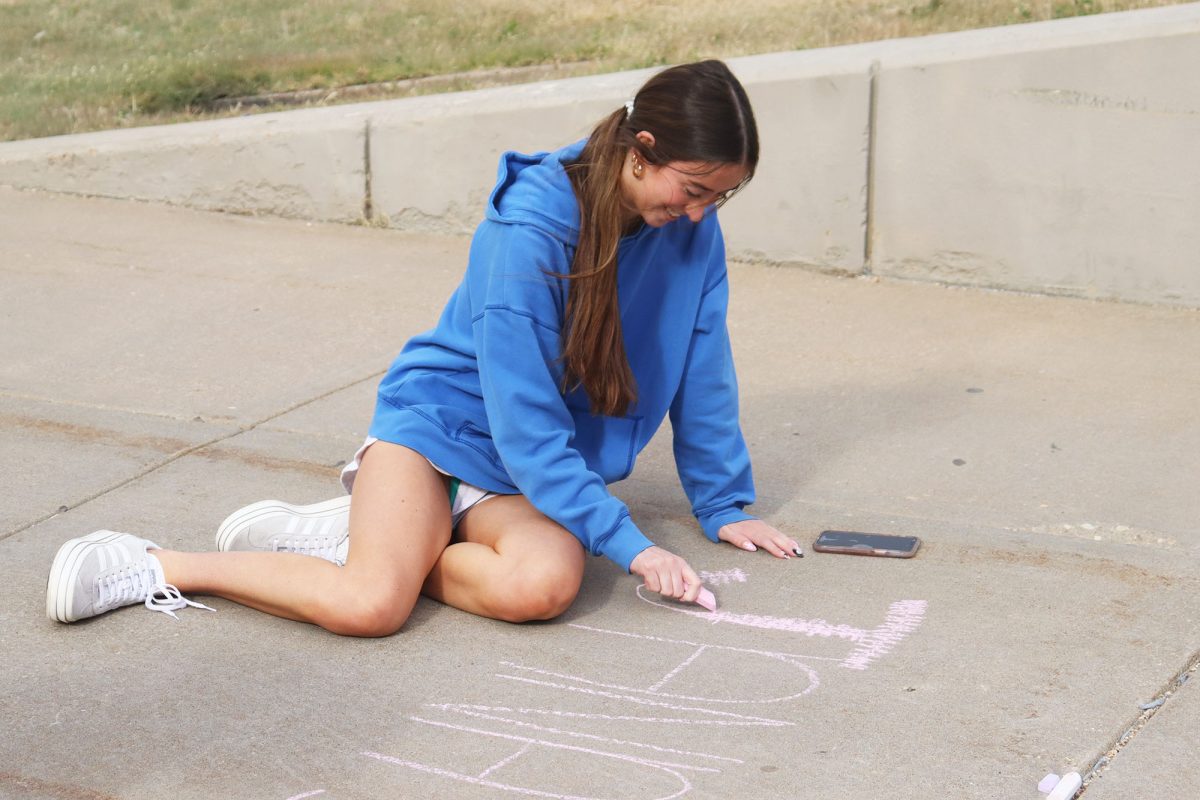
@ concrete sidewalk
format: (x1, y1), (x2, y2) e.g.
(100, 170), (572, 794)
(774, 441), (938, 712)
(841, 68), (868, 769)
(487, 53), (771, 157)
(1, 186), (1197, 799)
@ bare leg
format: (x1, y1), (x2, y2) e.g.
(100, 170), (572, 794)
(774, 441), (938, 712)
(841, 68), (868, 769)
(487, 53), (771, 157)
(421, 494), (585, 623)
(154, 442), (453, 637)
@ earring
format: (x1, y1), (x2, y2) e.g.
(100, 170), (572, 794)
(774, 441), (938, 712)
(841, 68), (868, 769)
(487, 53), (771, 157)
(632, 156), (644, 179)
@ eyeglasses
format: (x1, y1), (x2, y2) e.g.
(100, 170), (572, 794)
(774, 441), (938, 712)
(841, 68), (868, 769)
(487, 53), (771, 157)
(665, 165), (747, 210)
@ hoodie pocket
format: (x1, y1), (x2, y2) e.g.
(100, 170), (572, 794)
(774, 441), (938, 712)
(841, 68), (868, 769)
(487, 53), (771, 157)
(452, 421), (504, 471)
(568, 407), (643, 483)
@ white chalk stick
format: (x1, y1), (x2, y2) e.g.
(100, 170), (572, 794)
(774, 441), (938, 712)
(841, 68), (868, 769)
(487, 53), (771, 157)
(1046, 772), (1082, 800)
(1038, 773), (1061, 793)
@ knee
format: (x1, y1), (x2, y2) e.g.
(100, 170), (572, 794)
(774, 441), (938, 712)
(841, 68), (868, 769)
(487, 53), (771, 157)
(316, 587), (414, 638)
(492, 559), (583, 623)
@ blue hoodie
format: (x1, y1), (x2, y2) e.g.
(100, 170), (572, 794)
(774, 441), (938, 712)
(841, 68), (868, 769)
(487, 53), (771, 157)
(368, 140), (756, 572)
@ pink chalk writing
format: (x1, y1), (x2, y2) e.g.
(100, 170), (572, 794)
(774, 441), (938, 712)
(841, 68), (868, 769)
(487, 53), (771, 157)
(637, 585), (867, 639)
(634, 588), (928, 671)
(478, 742), (533, 779)
(841, 599), (928, 670)
(495, 670), (797, 724)
(429, 701), (785, 727)
(648, 644), (709, 692)
(428, 704), (745, 765)
(697, 568), (747, 586)
(500, 638), (818, 706)
(288, 568), (927, 799)
(366, 714), (706, 800)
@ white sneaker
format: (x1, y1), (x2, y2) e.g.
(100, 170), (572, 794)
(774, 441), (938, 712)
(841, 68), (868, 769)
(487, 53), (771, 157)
(47, 530), (214, 623)
(215, 497), (350, 565)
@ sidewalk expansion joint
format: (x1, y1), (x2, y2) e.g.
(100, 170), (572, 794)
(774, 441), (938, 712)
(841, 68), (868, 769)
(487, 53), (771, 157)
(1080, 650), (1200, 794)
(862, 59), (879, 278)
(0, 368), (385, 542)
(363, 118), (374, 222)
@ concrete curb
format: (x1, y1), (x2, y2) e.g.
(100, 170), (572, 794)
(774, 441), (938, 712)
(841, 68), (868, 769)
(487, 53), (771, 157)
(1, 4), (1197, 305)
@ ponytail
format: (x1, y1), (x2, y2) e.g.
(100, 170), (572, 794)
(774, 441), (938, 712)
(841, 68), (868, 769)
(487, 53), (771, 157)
(561, 109), (638, 417)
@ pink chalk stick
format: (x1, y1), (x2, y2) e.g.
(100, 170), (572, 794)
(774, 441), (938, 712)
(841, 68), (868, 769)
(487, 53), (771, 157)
(662, 582), (716, 611)
(694, 587), (717, 612)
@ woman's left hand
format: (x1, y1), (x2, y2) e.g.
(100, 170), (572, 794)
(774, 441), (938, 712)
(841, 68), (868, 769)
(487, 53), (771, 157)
(718, 519), (804, 559)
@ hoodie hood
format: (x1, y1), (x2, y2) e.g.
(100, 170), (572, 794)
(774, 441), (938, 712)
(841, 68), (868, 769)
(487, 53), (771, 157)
(485, 140), (586, 246)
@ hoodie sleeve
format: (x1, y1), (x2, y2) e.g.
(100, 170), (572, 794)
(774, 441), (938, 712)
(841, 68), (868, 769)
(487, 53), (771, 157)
(668, 250), (757, 542)
(470, 221), (656, 572)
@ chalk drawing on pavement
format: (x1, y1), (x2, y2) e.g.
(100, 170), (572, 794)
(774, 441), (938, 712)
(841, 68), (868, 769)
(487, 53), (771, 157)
(636, 588), (927, 671)
(284, 569), (928, 799)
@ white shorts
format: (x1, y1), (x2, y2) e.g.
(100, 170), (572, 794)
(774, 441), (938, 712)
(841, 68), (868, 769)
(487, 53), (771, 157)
(340, 437), (499, 528)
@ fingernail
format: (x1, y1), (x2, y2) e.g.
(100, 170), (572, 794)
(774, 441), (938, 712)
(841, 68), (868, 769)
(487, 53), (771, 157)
(743, 542), (757, 551)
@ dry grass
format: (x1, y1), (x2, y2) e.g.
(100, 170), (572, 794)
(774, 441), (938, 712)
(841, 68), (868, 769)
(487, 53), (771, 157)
(0, 0), (1187, 142)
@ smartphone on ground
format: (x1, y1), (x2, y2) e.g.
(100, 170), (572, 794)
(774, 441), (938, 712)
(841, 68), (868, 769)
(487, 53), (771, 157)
(813, 530), (921, 558)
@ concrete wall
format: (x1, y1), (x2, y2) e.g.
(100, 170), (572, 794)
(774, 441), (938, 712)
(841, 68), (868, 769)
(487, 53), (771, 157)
(868, 8), (1200, 305)
(0, 111), (368, 222)
(364, 56), (873, 275)
(1, 4), (1197, 306)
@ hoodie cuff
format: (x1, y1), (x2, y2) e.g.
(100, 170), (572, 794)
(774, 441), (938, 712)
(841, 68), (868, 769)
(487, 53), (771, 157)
(599, 517), (657, 573)
(699, 507), (757, 543)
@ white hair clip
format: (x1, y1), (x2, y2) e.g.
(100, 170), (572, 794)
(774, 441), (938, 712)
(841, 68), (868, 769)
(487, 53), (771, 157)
(624, 99), (635, 119)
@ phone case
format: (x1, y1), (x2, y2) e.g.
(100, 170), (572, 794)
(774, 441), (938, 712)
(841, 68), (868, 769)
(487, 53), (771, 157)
(812, 531), (921, 558)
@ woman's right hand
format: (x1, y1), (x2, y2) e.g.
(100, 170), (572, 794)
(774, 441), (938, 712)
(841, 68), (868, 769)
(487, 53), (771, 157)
(629, 546), (702, 604)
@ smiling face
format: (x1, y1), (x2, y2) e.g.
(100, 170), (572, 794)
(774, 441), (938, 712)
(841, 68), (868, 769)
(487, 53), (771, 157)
(619, 132), (749, 229)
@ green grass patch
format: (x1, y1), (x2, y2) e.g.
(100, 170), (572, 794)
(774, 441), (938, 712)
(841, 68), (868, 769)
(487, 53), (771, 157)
(133, 64), (271, 113)
(1053, 0), (1104, 17)
(0, 0), (1188, 142)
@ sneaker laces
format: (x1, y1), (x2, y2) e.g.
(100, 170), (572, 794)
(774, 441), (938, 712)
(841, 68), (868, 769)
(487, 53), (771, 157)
(269, 535), (345, 565)
(145, 584), (215, 620)
(96, 560), (214, 620)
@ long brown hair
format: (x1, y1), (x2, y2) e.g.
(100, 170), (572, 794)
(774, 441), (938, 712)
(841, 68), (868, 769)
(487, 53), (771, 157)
(562, 60), (759, 417)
